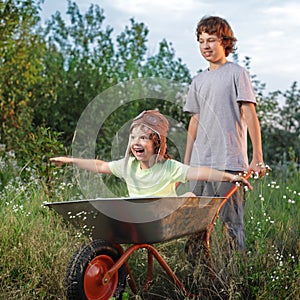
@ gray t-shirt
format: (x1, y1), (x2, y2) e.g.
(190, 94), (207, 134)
(184, 62), (256, 171)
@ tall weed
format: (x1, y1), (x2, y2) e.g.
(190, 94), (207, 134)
(0, 169), (87, 299)
(0, 161), (299, 299)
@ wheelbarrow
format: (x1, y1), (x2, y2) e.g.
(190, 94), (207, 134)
(45, 172), (252, 299)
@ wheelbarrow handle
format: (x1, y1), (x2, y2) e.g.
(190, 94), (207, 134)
(211, 171), (253, 224)
(207, 171), (253, 248)
(224, 171), (253, 200)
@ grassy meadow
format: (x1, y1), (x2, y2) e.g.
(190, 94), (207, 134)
(0, 159), (299, 299)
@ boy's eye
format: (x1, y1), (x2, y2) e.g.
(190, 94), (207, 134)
(130, 135), (150, 141)
(199, 38), (218, 44)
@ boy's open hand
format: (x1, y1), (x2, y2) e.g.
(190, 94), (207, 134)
(50, 157), (72, 167)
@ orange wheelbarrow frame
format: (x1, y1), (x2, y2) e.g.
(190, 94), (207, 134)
(46, 172), (252, 299)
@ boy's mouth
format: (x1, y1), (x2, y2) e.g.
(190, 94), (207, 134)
(133, 147), (145, 155)
(203, 51), (212, 57)
(135, 149), (144, 153)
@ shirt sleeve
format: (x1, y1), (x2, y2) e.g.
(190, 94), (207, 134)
(236, 68), (256, 104)
(168, 160), (190, 183)
(184, 78), (200, 114)
(108, 158), (125, 179)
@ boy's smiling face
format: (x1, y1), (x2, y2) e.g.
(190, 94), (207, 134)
(130, 125), (156, 169)
(199, 32), (226, 65)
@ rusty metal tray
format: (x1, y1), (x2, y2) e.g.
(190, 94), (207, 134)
(45, 196), (225, 244)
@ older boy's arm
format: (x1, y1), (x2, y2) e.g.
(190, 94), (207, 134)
(184, 113), (199, 164)
(241, 102), (266, 177)
(50, 157), (112, 174)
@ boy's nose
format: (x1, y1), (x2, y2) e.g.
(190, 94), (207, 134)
(131, 137), (140, 144)
(202, 41), (210, 48)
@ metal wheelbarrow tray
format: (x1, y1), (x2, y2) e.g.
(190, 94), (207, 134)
(46, 196), (225, 244)
(45, 175), (250, 300)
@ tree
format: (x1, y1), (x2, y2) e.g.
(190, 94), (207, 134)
(4, 0), (299, 180)
(253, 80), (300, 165)
(279, 81), (300, 136)
(0, 0), (46, 149)
(276, 82), (300, 163)
(40, 1), (192, 150)
(38, 0), (117, 143)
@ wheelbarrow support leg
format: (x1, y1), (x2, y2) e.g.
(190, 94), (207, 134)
(143, 249), (154, 292)
(102, 244), (194, 298)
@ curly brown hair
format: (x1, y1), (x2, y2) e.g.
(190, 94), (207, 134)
(196, 16), (237, 57)
(149, 132), (172, 161)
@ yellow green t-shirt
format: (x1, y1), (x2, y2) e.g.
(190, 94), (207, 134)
(109, 156), (189, 197)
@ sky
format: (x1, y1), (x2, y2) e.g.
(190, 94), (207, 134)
(40, 0), (300, 94)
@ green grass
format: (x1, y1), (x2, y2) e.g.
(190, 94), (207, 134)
(0, 181), (81, 299)
(0, 167), (299, 299)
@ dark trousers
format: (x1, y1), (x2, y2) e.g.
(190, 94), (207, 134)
(189, 176), (246, 251)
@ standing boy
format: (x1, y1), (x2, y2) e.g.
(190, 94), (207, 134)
(184, 16), (266, 255)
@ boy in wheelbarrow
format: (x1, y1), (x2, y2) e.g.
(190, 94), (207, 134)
(51, 110), (252, 196)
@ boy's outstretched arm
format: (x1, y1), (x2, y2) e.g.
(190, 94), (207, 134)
(50, 157), (112, 174)
(186, 166), (253, 190)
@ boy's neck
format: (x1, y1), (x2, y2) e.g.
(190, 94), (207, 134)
(209, 59), (228, 71)
(139, 157), (156, 170)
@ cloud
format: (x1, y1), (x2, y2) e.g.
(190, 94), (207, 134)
(41, 0), (300, 92)
(264, 2), (300, 24)
(110, 0), (208, 16)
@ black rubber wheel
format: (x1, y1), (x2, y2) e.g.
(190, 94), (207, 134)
(65, 239), (127, 300)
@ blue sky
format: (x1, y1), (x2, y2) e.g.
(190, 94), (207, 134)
(40, 0), (300, 94)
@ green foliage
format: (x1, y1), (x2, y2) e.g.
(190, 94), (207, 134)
(1, 169), (299, 299)
(261, 82), (300, 166)
(242, 56), (300, 166)
(244, 174), (300, 299)
(40, 1), (118, 143)
(1, 0), (300, 183)
(1, 0), (192, 183)
(1, 2), (299, 299)
(1, 1), (299, 299)
(13, 126), (67, 191)
(0, 150), (18, 190)
(0, 177), (87, 299)
(0, 0), (46, 149)
(115, 17), (149, 80)
(143, 39), (191, 83)
(41, 1), (191, 147)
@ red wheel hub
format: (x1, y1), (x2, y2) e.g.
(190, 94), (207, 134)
(84, 254), (118, 300)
